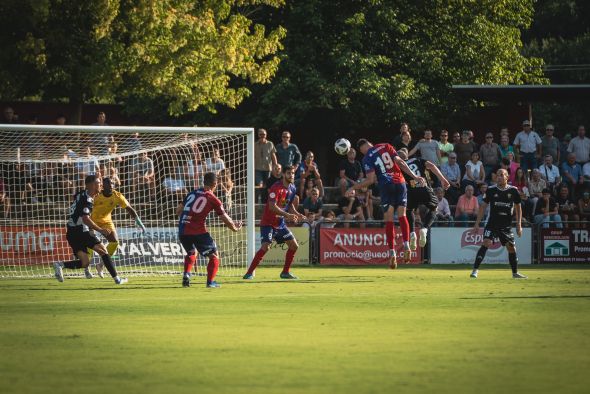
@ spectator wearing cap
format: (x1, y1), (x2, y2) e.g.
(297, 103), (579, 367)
(513, 120), (542, 173)
(533, 188), (563, 228)
(276, 131), (302, 168)
(438, 130), (454, 166)
(541, 124), (560, 165)
(479, 132), (502, 181)
(538, 154), (561, 191)
(441, 152), (461, 204)
(567, 125), (590, 165)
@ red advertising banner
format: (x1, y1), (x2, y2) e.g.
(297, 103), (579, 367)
(540, 227), (590, 263)
(0, 226), (71, 265)
(319, 227), (422, 265)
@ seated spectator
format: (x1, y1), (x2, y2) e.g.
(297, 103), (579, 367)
(297, 151), (324, 198)
(534, 188), (563, 228)
(512, 167), (528, 191)
(262, 164), (283, 203)
(499, 134), (515, 159)
(338, 148), (363, 196)
(527, 169), (546, 198)
(505, 152), (520, 184)
(477, 183), (490, 224)
(76, 147), (100, 188)
(578, 190), (590, 226)
(205, 148), (225, 174)
(584, 161), (590, 189)
(562, 153), (584, 199)
(355, 179), (374, 220)
(461, 151), (485, 194)
(559, 134), (572, 166)
(518, 185), (532, 220)
(108, 165), (121, 189)
(555, 184), (579, 225)
(337, 189), (365, 228)
(455, 185), (478, 226)
(434, 187), (452, 225)
(302, 187), (323, 222)
(441, 152), (461, 204)
(133, 152), (156, 199)
(163, 177), (188, 200)
(218, 168), (233, 212)
(538, 154), (561, 191)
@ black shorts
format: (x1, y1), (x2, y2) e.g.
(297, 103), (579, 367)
(66, 228), (101, 255)
(483, 225), (515, 246)
(179, 233), (218, 257)
(407, 186), (438, 211)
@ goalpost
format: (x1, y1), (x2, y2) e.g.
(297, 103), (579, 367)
(0, 124), (255, 278)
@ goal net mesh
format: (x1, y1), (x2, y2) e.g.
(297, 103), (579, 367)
(0, 126), (251, 279)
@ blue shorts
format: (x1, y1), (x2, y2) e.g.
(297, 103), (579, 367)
(379, 182), (407, 211)
(260, 225), (294, 245)
(179, 233), (218, 257)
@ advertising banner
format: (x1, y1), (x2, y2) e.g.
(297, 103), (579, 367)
(540, 228), (590, 263)
(430, 227), (532, 264)
(0, 226), (71, 265)
(254, 226), (310, 266)
(319, 227), (422, 265)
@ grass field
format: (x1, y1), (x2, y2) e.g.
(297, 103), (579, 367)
(1, 265), (589, 394)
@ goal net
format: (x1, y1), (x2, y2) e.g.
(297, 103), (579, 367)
(0, 124), (255, 279)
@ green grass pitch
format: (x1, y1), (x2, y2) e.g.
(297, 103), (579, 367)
(1, 265), (589, 394)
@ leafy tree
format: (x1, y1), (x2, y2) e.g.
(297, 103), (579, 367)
(0, 0), (285, 123)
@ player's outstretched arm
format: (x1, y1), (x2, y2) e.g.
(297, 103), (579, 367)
(472, 202), (488, 231)
(426, 161), (450, 190)
(220, 213), (242, 232)
(514, 203), (523, 237)
(125, 206), (146, 233)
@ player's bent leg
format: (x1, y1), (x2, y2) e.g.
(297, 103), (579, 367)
(471, 238), (493, 278)
(245, 242), (271, 279)
(93, 243), (126, 284)
(206, 253), (221, 288)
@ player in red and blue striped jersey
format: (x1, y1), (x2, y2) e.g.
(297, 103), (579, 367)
(244, 165), (306, 280)
(349, 139), (425, 268)
(176, 172), (242, 288)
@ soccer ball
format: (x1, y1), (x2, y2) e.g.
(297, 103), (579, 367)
(334, 138), (351, 155)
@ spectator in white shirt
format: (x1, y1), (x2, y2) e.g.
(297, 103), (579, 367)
(513, 119), (542, 173)
(567, 125), (590, 165)
(538, 154), (561, 189)
(434, 187), (452, 225)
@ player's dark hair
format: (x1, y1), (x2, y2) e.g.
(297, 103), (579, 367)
(85, 174), (98, 185)
(282, 165), (293, 174)
(203, 172), (217, 186)
(356, 138), (369, 150)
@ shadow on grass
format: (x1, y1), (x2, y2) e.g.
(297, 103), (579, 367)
(460, 295), (590, 300)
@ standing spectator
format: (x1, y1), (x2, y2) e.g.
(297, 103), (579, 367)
(559, 134), (572, 166)
(254, 128), (277, 186)
(538, 154), (561, 191)
(451, 131), (461, 145)
(409, 129), (441, 165)
(56, 114), (67, 125)
(91, 111), (110, 156)
(392, 122), (410, 148)
(394, 130), (416, 152)
(133, 152), (155, 199)
(338, 148), (363, 196)
(499, 127), (510, 140)
(297, 151), (324, 198)
(0, 175), (10, 217)
(205, 148), (225, 174)
(262, 163), (282, 203)
(92, 111), (108, 126)
(76, 147), (100, 187)
(355, 180), (374, 220)
(533, 189), (563, 228)
(555, 185), (579, 225)
(467, 130), (479, 152)
(578, 190), (590, 225)
(461, 151), (485, 194)
(561, 153), (584, 198)
(499, 134), (515, 159)
(441, 152), (461, 204)
(567, 125), (590, 165)
(513, 119), (542, 173)
(275, 131), (302, 168)
(455, 185), (479, 226)
(541, 124), (560, 164)
(479, 132), (502, 180)
(438, 130), (454, 166)
(453, 131), (476, 173)
(337, 189), (365, 228)
(434, 187), (452, 225)
(302, 187), (323, 222)
(1, 106), (18, 124)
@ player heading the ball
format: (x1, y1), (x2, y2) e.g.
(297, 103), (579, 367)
(244, 165), (306, 280)
(54, 175), (128, 285)
(349, 139), (425, 268)
(177, 172), (242, 288)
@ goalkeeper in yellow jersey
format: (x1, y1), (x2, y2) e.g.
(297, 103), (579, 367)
(86, 177), (146, 278)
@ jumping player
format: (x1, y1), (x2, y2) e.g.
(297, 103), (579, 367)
(471, 168), (527, 279)
(397, 148), (450, 250)
(243, 165), (306, 280)
(88, 177), (146, 278)
(177, 172), (242, 288)
(350, 139), (426, 268)
(53, 175), (127, 284)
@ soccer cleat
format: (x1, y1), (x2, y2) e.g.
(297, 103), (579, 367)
(470, 270), (478, 278)
(280, 272), (298, 279)
(115, 277), (128, 285)
(389, 250), (397, 269)
(512, 272), (528, 279)
(206, 281), (221, 288)
(54, 262), (64, 282)
(243, 273), (254, 280)
(96, 262), (105, 279)
(84, 268), (94, 279)
(419, 228), (428, 248)
(401, 248), (411, 264)
(182, 276), (191, 287)
(409, 232), (417, 251)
